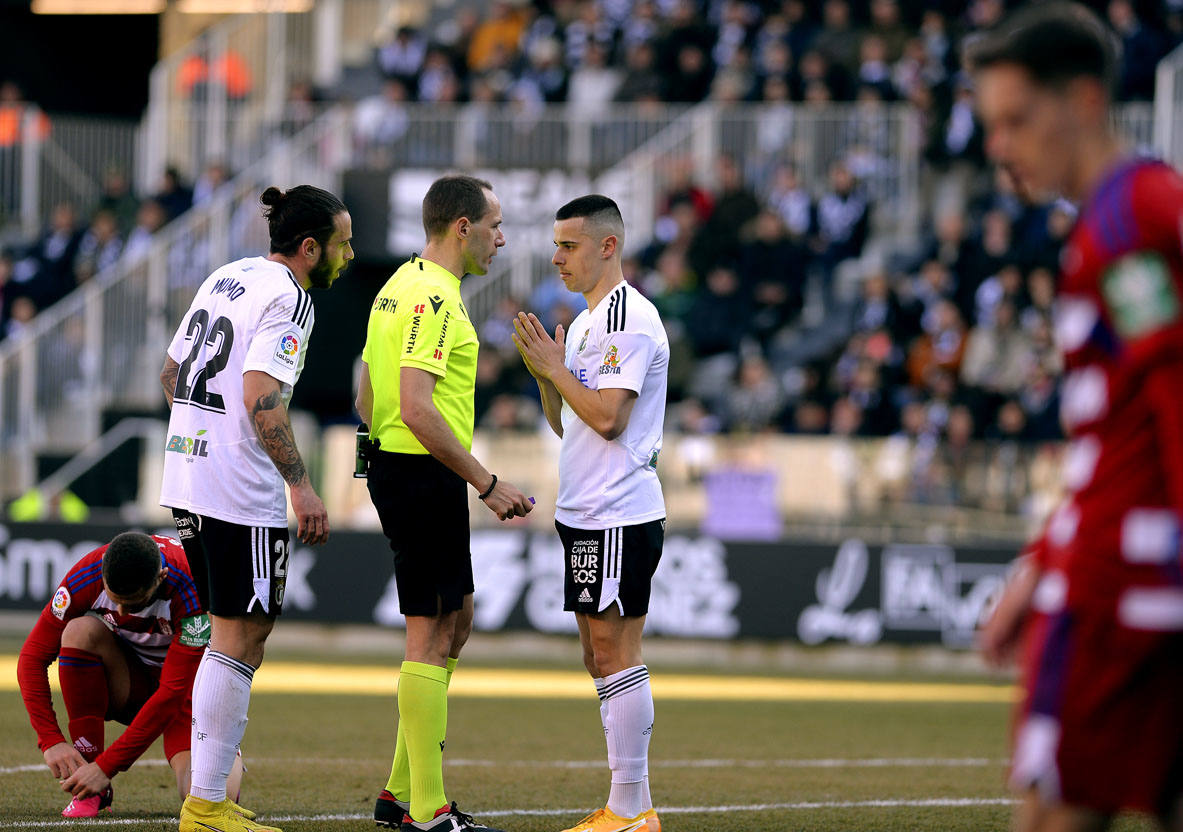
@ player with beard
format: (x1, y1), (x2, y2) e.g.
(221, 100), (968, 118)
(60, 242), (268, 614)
(159, 184), (352, 832)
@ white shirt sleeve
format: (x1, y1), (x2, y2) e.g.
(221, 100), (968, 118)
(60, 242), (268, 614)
(595, 330), (657, 394)
(242, 289), (305, 390)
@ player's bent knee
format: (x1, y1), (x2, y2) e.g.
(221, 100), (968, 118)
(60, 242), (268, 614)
(60, 615), (115, 650)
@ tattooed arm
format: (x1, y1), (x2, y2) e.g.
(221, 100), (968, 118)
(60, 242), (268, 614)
(160, 356), (180, 409)
(242, 370), (329, 545)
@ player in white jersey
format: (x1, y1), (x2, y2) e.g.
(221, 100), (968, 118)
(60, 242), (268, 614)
(159, 184), (352, 832)
(513, 195), (667, 832)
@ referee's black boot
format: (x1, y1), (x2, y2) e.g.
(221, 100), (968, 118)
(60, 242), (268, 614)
(400, 801), (507, 832)
(375, 790), (410, 828)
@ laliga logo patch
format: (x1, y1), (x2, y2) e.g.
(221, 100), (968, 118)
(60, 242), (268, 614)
(51, 586), (70, 620)
(275, 332), (299, 366)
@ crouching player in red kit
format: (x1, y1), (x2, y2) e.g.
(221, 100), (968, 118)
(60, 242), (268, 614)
(17, 531), (243, 818)
(974, 4), (1183, 831)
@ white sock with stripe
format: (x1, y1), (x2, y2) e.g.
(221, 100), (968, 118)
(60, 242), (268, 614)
(190, 649), (255, 802)
(601, 665), (653, 818)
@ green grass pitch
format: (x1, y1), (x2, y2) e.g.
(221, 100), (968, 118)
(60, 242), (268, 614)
(0, 636), (1162, 832)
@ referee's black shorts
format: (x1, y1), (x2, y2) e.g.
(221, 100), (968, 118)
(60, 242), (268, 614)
(366, 450), (474, 616)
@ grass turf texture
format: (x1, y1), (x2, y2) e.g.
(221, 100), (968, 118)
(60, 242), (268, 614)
(0, 648), (1161, 832)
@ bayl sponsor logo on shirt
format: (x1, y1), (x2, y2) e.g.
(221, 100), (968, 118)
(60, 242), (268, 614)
(275, 332), (300, 368)
(166, 429), (210, 462)
(51, 586), (70, 620)
(599, 345), (622, 375)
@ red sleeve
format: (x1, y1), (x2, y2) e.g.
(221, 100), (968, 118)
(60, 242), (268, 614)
(95, 639), (203, 777)
(1106, 167), (1183, 368)
(17, 611), (67, 752)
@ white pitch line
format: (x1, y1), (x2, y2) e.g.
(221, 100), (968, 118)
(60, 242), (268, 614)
(0, 757), (1004, 776)
(0, 798), (1020, 829)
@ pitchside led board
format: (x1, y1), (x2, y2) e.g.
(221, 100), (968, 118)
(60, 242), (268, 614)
(0, 523), (1015, 647)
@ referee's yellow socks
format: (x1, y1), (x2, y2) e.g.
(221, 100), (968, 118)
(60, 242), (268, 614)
(392, 659), (456, 819)
(386, 658), (457, 800)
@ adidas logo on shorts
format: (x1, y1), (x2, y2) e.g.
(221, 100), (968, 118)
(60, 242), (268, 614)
(579, 588), (593, 603)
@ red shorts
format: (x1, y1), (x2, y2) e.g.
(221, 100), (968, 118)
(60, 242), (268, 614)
(1012, 603), (1183, 815)
(107, 639), (191, 761)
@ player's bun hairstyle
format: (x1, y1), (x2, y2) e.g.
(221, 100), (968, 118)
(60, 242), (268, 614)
(102, 532), (161, 597)
(422, 174), (494, 239)
(965, 1), (1119, 95)
(260, 184), (347, 256)
(555, 194), (625, 249)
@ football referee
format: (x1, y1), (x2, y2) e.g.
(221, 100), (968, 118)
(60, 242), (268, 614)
(356, 174), (532, 832)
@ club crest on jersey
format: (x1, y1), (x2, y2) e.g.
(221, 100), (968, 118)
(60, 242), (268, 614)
(274, 331), (300, 367)
(578, 328), (590, 352)
(599, 345), (621, 375)
(51, 586), (70, 620)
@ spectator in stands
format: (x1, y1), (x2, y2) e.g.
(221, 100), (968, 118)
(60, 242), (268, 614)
(960, 298), (1033, 405)
(683, 264), (748, 359)
(813, 0), (861, 82)
(192, 160), (230, 206)
(21, 202), (81, 308)
(152, 167), (193, 224)
(468, 0), (526, 73)
(567, 42), (622, 110)
(724, 354), (786, 433)
(3, 295), (35, 341)
(277, 79), (320, 137)
(1109, 0), (1168, 101)
(690, 154), (760, 274)
(767, 164), (814, 242)
(377, 25), (427, 92)
(74, 210), (122, 285)
(813, 160), (871, 281)
(906, 298), (966, 388)
(614, 41), (663, 103)
(520, 37), (568, 104)
(96, 167), (139, 236)
(122, 199), (167, 264)
(739, 210), (807, 343)
(353, 79), (410, 166)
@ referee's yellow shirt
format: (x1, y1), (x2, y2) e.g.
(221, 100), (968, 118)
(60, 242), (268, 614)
(362, 254), (479, 454)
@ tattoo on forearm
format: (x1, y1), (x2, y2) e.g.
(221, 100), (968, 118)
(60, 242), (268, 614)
(251, 393), (307, 486)
(161, 364), (179, 407)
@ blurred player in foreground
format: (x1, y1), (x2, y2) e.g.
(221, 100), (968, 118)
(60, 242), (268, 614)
(17, 532), (243, 818)
(514, 195), (668, 832)
(973, 4), (1183, 830)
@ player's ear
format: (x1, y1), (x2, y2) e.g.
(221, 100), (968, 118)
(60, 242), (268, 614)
(602, 235), (618, 259)
(158, 567), (169, 583)
(457, 217), (470, 239)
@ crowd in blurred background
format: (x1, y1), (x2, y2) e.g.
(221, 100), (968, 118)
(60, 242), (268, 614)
(1, 0), (1178, 468)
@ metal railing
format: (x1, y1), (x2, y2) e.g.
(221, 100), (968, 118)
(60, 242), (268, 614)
(0, 110), (349, 496)
(0, 113), (139, 240)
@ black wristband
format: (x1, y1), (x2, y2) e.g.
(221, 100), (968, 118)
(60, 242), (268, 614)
(478, 473), (497, 500)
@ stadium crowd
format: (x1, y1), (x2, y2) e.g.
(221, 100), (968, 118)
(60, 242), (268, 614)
(1, 0), (1178, 480)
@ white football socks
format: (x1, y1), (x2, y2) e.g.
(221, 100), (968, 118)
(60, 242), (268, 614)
(189, 649), (254, 802)
(599, 665), (653, 819)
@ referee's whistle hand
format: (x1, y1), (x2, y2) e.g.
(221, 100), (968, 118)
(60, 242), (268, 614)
(482, 478), (534, 522)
